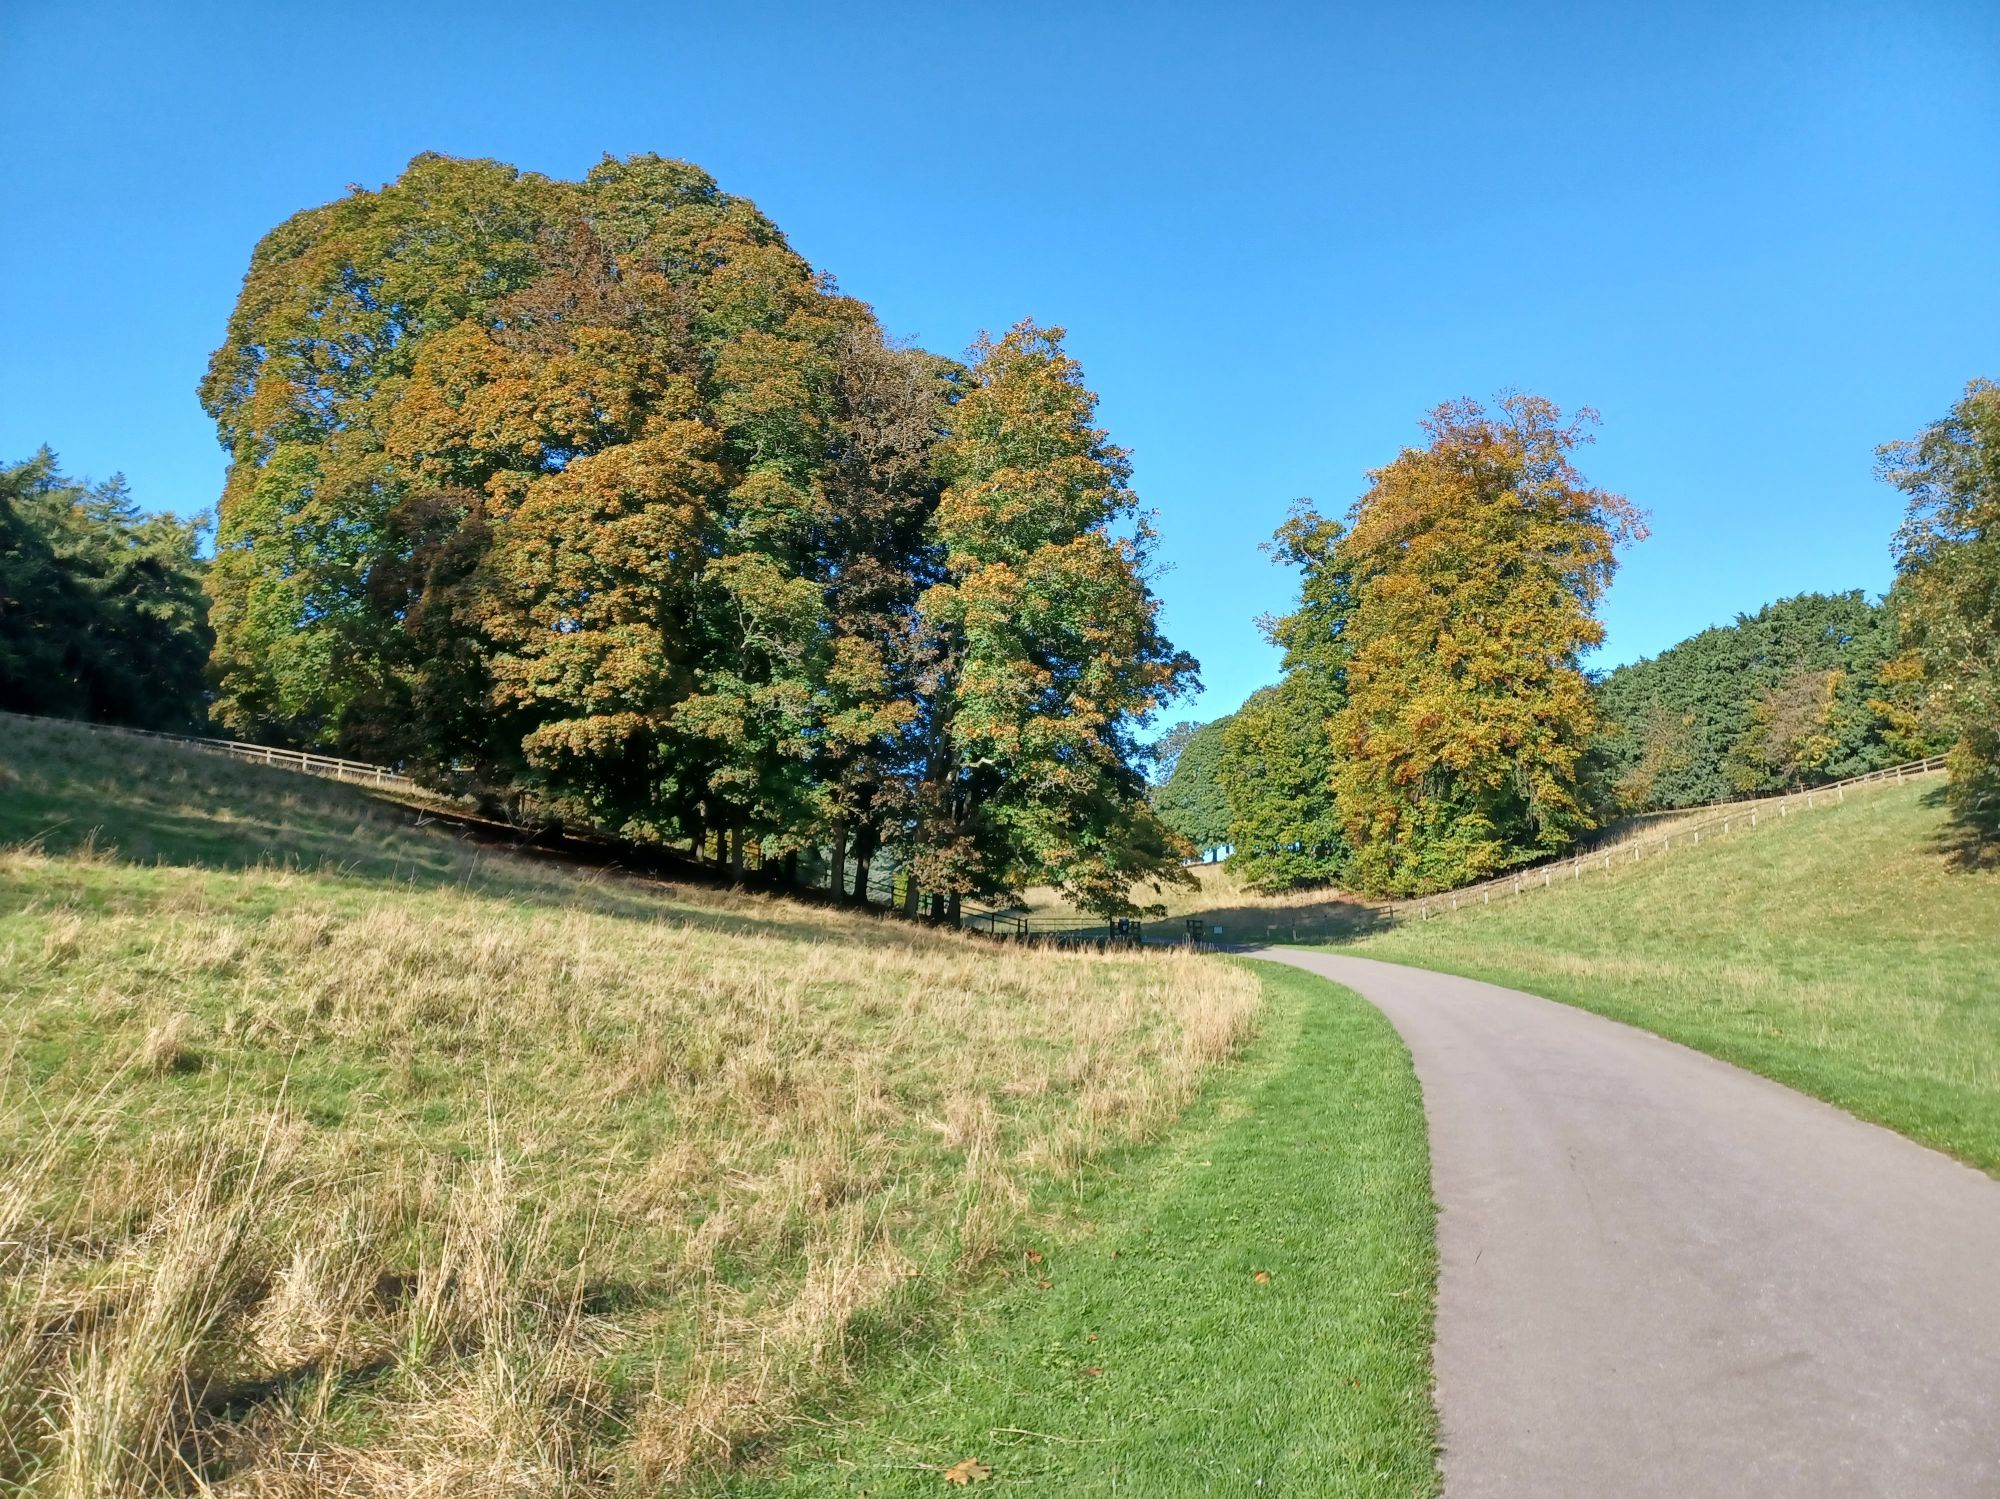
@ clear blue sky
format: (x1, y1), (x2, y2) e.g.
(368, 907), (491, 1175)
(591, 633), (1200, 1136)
(4, 1), (1996, 723)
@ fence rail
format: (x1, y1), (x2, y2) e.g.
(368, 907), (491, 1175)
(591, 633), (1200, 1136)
(2, 710), (421, 792)
(1398, 754), (1950, 923)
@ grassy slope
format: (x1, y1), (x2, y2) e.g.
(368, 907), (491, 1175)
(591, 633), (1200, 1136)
(1344, 780), (2000, 1173)
(0, 718), (1267, 1495)
(743, 962), (1439, 1497)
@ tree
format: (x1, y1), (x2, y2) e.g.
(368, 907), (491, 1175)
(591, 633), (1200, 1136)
(1153, 716), (1232, 855)
(1219, 679), (1347, 889)
(1324, 396), (1645, 895)
(201, 161), (1201, 916)
(0, 449), (211, 732)
(909, 323), (1197, 918)
(1216, 500), (1351, 891)
(1147, 718), (1205, 787)
(1881, 378), (2000, 843)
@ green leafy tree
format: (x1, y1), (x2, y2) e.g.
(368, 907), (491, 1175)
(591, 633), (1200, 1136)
(1593, 591), (1909, 809)
(0, 449), (211, 732)
(1217, 500), (1352, 891)
(1153, 717), (1232, 854)
(910, 323), (1197, 918)
(1881, 378), (2000, 842)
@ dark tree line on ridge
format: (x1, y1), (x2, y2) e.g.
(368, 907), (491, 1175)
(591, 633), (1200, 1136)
(0, 450), (211, 733)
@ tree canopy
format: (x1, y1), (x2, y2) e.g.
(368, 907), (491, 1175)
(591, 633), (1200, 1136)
(0, 449), (211, 732)
(1152, 716), (1231, 854)
(1320, 396), (1643, 895)
(200, 153), (1191, 914)
(1591, 591), (1915, 810)
(1881, 377), (2000, 843)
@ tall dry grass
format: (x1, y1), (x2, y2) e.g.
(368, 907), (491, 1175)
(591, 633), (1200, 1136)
(0, 796), (1257, 1498)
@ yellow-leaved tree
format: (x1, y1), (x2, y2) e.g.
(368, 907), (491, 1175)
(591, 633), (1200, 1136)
(1325, 394), (1645, 895)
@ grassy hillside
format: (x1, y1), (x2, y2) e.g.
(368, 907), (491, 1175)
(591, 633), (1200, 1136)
(0, 718), (1266, 1495)
(1342, 779), (2000, 1173)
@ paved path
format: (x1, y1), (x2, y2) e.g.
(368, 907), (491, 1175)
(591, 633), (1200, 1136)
(1248, 948), (2000, 1499)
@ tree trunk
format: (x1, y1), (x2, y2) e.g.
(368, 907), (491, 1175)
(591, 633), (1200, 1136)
(728, 827), (745, 884)
(946, 892), (962, 927)
(901, 875), (919, 919)
(828, 820), (849, 901)
(853, 854), (873, 906)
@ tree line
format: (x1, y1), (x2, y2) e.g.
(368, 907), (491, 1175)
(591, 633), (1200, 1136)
(6, 151), (1993, 900)
(1157, 379), (2000, 893)
(0, 450), (211, 732)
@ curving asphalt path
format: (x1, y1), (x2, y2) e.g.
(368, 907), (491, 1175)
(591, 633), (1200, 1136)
(1248, 947), (2000, 1499)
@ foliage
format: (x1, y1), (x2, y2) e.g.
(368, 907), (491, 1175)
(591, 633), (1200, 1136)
(1593, 591), (1915, 809)
(1881, 378), (2000, 843)
(200, 156), (1190, 910)
(1319, 396), (1644, 896)
(1212, 500), (1351, 892)
(1146, 718), (1204, 786)
(1152, 716), (1232, 853)
(1220, 680), (1347, 890)
(0, 448), (211, 731)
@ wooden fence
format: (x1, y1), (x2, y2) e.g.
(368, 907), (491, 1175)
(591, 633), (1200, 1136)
(1399, 755), (1950, 922)
(2, 710), (420, 792)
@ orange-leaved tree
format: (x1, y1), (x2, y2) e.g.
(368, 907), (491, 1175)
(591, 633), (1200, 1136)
(1325, 394), (1645, 895)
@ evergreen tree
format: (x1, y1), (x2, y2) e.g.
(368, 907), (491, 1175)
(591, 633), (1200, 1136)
(0, 449), (211, 732)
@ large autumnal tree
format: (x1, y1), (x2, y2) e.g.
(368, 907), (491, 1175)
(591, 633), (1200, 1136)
(1880, 377), (2000, 844)
(1317, 395), (1645, 895)
(201, 157), (1191, 907)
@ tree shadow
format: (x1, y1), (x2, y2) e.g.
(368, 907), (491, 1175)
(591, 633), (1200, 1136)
(0, 717), (941, 950)
(1192, 895), (1392, 948)
(1920, 784), (2000, 871)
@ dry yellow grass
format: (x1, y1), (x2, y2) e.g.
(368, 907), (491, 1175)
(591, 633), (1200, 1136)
(0, 719), (1259, 1495)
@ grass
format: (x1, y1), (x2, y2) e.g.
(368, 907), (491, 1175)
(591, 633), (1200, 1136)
(1339, 779), (2000, 1174)
(738, 961), (1439, 1497)
(0, 716), (1267, 1496)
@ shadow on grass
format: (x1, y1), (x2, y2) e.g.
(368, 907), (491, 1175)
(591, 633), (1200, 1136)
(0, 718), (937, 950)
(1919, 784), (2000, 871)
(1199, 896), (1392, 947)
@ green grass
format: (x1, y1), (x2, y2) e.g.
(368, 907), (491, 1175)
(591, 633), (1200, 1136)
(0, 716), (1275, 1494)
(745, 961), (1439, 1497)
(1341, 780), (2000, 1174)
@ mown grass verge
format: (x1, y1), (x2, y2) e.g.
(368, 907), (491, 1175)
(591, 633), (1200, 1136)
(744, 960), (1439, 1497)
(1341, 780), (2000, 1174)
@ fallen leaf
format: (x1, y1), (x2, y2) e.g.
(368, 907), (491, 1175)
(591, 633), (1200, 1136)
(1036, 1279), (1053, 1290)
(1086, 1332), (1099, 1342)
(1253, 1270), (1272, 1284)
(1083, 1365), (1103, 1377)
(1024, 1249), (1043, 1264)
(943, 1458), (992, 1485)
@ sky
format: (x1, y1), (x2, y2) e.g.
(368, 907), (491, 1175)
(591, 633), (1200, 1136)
(4, 0), (1996, 724)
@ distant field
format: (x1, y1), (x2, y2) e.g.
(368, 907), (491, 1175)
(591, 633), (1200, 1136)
(0, 718), (1263, 1495)
(1338, 780), (2000, 1173)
